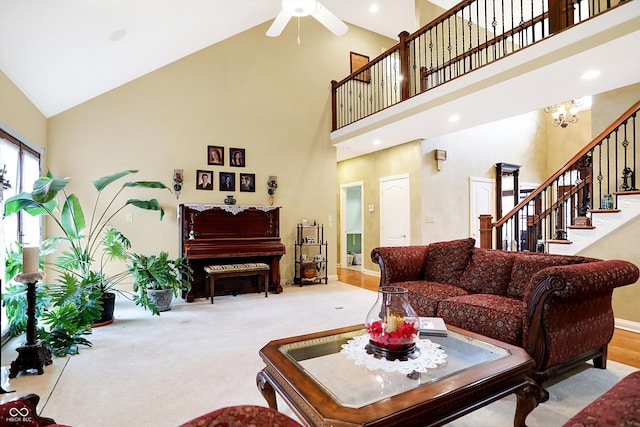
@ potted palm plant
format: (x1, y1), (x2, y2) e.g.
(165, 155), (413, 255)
(3, 170), (170, 355)
(128, 251), (192, 315)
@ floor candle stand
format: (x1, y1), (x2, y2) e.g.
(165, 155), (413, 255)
(9, 272), (52, 379)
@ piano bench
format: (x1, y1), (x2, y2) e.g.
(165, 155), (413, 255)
(204, 263), (270, 304)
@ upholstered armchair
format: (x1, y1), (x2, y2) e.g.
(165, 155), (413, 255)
(179, 405), (302, 427)
(0, 394), (67, 427)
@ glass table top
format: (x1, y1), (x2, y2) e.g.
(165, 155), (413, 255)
(278, 328), (511, 408)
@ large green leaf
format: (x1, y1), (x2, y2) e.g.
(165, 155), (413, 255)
(102, 228), (131, 260)
(61, 194), (85, 238)
(3, 192), (56, 217)
(92, 170), (138, 191)
(32, 176), (71, 203)
(126, 198), (165, 220)
(123, 181), (169, 190)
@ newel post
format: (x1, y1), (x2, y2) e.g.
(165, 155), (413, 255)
(331, 80), (338, 131)
(398, 31), (410, 101)
(479, 214), (494, 249)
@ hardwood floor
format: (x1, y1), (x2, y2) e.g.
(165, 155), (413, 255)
(337, 268), (640, 369)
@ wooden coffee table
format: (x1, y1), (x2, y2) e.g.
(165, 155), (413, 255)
(257, 324), (543, 427)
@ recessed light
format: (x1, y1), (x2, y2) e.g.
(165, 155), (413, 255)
(370, 4), (379, 13)
(449, 115), (460, 122)
(581, 70), (600, 80)
(373, 139), (381, 145)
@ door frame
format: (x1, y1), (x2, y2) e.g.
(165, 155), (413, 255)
(339, 181), (364, 269)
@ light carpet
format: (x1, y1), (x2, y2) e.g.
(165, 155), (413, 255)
(1, 280), (637, 426)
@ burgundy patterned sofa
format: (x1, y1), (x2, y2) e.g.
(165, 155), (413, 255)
(562, 370), (640, 426)
(371, 238), (639, 400)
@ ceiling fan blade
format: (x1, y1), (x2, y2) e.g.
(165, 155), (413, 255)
(266, 10), (292, 37)
(312, 3), (348, 36)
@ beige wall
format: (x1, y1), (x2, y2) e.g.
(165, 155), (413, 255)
(0, 70), (48, 154)
(336, 140), (423, 272)
(42, 20), (394, 284)
(336, 110), (589, 273)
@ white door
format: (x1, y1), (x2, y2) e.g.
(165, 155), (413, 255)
(380, 174), (410, 246)
(469, 177), (495, 247)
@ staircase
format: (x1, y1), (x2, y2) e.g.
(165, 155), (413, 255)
(549, 191), (640, 255)
(480, 101), (640, 253)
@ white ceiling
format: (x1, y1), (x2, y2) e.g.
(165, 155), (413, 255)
(0, 0), (417, 118)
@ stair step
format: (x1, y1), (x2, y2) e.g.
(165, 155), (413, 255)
(546, 239), (573, 244)
(591, 209), (621, 214)
(613, 190), (640, 195)
(549, 191), (640, 256)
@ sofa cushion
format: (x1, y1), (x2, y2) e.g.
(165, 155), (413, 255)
(458, 249), (515, 295)
(396, 281), (470, 317)
(424, 238), (475, 285)
(507, 253), (594, 299)
(437, 294), (524, 345)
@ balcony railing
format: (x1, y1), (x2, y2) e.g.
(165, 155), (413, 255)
(331, 0), (628, 131)
(479, 100), (639, 251)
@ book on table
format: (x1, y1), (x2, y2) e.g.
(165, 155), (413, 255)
(419, 317), (448, 337)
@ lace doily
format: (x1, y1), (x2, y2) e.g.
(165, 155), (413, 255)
(340, 334), (447, 375)
(184, 204), (279, 214)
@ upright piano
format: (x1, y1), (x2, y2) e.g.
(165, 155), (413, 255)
(178, 204), (286, 302)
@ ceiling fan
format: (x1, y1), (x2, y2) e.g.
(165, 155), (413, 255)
(266, 0), (348, 38)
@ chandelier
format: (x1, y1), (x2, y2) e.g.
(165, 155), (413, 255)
(544, 99), (584, 128)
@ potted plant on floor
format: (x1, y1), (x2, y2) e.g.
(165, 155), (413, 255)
(3, 170), (170, 355)
(128, 251), (192, 315)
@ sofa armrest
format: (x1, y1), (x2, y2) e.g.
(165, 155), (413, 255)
(524, 260), (639, 304)
(523, 260), (639, 372)
(371, 246), (430, 287)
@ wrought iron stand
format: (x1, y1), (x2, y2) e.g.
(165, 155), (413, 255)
(9, 272), (52, 379)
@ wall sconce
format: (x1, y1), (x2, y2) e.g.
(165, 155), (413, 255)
(267, 175), (278, 206)
(173, 169), (183, 199)
(434, 149), (447, 171)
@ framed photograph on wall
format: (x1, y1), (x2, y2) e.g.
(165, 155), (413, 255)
(219, 172), (235, 191)
(208, 145), (224, 165)
(240, 173), (256, 192)
(196, 170), (213, 190)
(230, 148), (245, 167)
(350, 52), (371, 83)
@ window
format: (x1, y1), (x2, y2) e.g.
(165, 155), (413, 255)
(1, 128), (43, 339)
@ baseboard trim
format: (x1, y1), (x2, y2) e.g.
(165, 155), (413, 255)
(362, 268), (379, 277)
(615, 318), (640, 333)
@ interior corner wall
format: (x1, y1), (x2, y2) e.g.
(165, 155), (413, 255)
(43, 20), (394, 285)
(0, 70), (48, 155)
(420, 111), (552, 244)
(337, 141), (423, 273)
(542, 107), (592, 175)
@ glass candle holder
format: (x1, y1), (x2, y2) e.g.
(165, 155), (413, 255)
(365, 286), (420, 361)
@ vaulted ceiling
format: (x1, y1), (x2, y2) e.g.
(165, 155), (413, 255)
(0, 0), (417, 118)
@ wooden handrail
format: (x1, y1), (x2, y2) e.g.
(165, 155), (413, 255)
(495, 100), (640, 228)
(332, 0), (628, 131)
(332, 43), (403, 88)
(536, 176), (591, 220)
